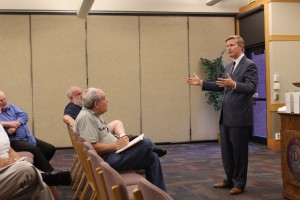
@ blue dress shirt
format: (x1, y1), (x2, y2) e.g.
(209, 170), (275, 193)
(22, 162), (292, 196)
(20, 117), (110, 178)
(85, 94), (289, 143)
(0, 104), (36, 145)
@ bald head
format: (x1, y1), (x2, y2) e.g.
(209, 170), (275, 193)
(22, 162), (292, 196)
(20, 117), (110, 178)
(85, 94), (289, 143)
(0, 91), (8, 110)
(67, 86), (83, 106)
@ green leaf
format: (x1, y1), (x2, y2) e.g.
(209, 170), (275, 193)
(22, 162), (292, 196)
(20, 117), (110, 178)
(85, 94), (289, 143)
(200, 51), (225, 111)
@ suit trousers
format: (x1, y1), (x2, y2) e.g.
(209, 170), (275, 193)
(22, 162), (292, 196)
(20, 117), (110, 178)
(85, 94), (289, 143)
(219, 124), (252, 189)
(10, 138), (56, 172)
(0, 161), (54, 200)
(102, 137), (167, 192)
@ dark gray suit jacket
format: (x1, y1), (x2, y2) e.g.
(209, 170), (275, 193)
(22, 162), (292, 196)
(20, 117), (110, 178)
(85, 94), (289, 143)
(202, 56), (258, 127)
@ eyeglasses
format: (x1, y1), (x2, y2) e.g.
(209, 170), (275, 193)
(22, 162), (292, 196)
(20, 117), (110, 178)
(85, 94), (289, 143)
(0, 98), (6, 102)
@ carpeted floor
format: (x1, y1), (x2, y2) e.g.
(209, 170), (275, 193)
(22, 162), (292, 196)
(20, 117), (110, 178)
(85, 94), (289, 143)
(51, 142), (284, 200)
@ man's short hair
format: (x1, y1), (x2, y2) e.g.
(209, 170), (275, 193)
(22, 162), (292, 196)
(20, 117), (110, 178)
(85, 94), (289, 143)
(82, 88), (101, 109)
(225, 35), (245, 47)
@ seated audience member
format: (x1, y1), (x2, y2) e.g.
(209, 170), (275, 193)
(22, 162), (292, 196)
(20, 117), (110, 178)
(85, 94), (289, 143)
(64, 86), (166, 157)
(0, 91), (71, 183)
(74, 87), (167, 191)
(63, 86), (83, 127)
(0, 124), (70, 200)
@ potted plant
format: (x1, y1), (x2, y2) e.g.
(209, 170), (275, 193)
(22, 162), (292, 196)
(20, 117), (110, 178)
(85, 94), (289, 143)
(200, 50), (225, 111)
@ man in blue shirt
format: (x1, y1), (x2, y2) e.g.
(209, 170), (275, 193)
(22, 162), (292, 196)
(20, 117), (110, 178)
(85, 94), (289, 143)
(63, 86), (83, 127)
(0, 90), (70, 182)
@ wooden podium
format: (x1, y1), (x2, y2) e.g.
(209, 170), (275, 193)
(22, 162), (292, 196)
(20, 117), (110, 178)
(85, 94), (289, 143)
(278, 113), (300, 200)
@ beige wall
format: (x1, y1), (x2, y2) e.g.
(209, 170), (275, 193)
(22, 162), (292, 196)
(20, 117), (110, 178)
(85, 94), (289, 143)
(0, 15), (33, 130)
(87, 16), (141, 136)
(189, 17), (235, 141)
(31, 15), (87, 146)
(140, 16), (190, 142)
(268, 2), (300, 104)
(0, 14), (235, 147)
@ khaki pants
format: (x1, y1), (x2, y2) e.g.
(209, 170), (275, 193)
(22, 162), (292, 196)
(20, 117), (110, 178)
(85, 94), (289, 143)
(0, 161), (54, 200)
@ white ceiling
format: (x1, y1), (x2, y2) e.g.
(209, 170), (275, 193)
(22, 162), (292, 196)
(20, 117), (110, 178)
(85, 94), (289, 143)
(0, 0), (250, 13)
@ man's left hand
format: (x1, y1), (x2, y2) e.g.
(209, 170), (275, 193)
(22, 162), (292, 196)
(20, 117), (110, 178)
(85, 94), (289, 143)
(216, 73), (236, 89)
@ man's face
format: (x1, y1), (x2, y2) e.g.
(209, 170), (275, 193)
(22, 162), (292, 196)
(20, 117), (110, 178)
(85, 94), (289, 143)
(226, 38), (243, 59)
(95, 89), (108, 115)
(71, 88), (83, 107)
(0, 92), (8, 110)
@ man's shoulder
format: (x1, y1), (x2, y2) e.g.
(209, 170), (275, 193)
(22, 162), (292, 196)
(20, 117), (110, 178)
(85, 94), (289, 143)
(65, 102), (75, 109)
(241, 56), (255, 65)
(64, 102), (81, 112)
(76, 108), (93, 119)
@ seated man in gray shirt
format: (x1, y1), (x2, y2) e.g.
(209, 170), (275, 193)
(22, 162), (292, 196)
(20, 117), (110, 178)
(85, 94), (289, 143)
(74, 87), (167, 191)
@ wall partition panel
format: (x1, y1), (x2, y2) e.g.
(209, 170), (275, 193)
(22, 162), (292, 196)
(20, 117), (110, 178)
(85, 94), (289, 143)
(0, 15), (33, 131)
(87, 16), (141, 135)
(189, 17), (235, 141)
(140, 16), (190, 143)
(31, 15), (86, 147)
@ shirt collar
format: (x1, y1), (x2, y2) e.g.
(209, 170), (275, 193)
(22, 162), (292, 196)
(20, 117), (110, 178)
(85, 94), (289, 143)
(233, 53), (244, 66)
(82, 107), (99, 116)
(1, 105), (10, 112)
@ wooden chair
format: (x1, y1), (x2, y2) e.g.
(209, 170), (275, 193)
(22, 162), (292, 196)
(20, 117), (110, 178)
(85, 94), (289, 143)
(66, 125), (83, 186)
(85, 147), (109, 200)
(100, 161), (137, 200)
(87, 147), (149, 200)
(133, 178), (173, 200)
(67, 127), (88, 200)
(73, 134), (98, 200)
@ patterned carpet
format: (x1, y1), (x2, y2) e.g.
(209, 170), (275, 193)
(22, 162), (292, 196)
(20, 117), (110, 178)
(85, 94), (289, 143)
(51, 142), (284, 200)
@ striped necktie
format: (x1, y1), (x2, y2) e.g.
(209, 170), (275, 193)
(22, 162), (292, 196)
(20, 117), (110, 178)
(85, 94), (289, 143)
(230, 61), (236, 75)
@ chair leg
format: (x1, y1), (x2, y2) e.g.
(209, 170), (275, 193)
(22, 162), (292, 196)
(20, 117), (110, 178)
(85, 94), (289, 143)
(90, 191), (97, 200)
(70, 156), (79, 179)
(72, 166), (83, 190)
(133, 188), (144, 200)
(73, 174), (87, 200)
(79, 182), (90, 200)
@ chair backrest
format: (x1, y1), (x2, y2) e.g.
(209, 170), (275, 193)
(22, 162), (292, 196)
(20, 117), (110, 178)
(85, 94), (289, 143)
(82, 141), (96, 153)
(137, 178), (173, 200)
(100, 161), (130, 200)
(87, 149), (108, 200)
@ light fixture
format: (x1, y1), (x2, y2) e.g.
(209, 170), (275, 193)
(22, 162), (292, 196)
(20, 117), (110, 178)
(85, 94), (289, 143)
(205, 0), (222, 6)
(77, 0), (95, 18)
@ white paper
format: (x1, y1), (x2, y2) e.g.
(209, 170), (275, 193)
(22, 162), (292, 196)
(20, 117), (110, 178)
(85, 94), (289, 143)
(116, 133), (144, 153)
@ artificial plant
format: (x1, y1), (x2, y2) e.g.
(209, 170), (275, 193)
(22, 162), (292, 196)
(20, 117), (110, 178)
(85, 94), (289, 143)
(200, 50), (225, 111)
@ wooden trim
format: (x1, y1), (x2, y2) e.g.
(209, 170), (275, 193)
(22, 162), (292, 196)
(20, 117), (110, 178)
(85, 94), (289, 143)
(269, 35), (300, 41)
(270, 0), (300, 2)
(240, 0), (300, 14)
(264, 2), (272, 143)
(239, 0), (267, 13)
(235, 20), (240, 35)
(267, 138), (281, 151)
(270, 103), (285, 112)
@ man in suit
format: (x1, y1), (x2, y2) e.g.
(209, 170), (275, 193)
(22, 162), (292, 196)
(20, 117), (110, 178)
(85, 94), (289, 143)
(187, 35), (258, 195)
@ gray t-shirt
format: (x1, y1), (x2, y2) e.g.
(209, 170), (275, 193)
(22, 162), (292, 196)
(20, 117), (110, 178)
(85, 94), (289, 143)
(74, 107), (117, 144)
